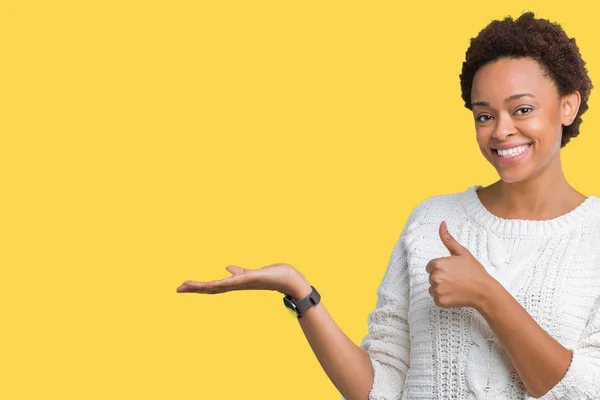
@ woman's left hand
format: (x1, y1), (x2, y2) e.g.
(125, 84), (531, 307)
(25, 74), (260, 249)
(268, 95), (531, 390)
(426, 221), (497, 310)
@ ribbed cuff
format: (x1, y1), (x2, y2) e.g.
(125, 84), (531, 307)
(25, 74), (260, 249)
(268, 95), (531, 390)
(535, 346), (595, 399)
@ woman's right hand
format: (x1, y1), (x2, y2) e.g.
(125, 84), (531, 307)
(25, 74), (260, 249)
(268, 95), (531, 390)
(178, 263), (376, 400)
(176, 263), (311, 299)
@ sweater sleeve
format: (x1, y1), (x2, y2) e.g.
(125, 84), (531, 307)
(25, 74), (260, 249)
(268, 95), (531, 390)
(535, 296), (600, 399)
(342, 200), (428, 400)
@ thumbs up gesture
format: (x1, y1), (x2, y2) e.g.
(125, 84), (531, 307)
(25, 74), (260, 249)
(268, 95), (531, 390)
(426, 221), (495, 310)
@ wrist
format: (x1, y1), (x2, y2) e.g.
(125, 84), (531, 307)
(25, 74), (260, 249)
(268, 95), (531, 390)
(474, 276), (505, 317)
(285, 273), (313, 302)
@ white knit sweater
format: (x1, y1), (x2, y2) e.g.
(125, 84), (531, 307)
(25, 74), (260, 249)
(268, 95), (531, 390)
(342, 185), (600, 400)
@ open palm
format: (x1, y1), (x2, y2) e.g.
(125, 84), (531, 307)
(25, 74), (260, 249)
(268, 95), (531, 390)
(176, 263), (303, 295)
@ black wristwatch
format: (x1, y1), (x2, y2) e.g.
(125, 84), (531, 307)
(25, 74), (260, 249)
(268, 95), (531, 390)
(283, 286), (320, 318)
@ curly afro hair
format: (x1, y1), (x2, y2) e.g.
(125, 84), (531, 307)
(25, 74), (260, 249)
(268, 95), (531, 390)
(459, 12), (593, 148)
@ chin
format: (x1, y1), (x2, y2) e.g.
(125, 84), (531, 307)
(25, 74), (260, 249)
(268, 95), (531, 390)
(495, 168), (534, 184)
(499, 176), (527, 184)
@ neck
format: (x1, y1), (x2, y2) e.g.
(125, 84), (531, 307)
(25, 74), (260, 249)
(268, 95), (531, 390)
(489, 152), (582, 220)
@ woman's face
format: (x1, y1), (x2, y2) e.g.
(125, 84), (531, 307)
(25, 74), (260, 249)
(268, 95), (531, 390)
(470, 57), (580, 184)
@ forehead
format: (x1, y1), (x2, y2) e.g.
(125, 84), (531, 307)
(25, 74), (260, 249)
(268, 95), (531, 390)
(471, 57), (556, 101)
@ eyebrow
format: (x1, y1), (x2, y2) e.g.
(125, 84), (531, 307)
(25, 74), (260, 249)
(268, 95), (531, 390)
(471, 93), (536, 108)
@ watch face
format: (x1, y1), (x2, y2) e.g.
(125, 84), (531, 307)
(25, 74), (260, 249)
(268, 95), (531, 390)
(283, 296), (299, 318)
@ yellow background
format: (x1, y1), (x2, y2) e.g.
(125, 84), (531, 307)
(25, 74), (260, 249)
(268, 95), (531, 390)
(2, 1), (600, 399)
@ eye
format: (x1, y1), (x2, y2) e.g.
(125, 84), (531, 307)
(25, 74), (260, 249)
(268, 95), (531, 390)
(514, 107), (533, 115)
(475, 114), (493, 123)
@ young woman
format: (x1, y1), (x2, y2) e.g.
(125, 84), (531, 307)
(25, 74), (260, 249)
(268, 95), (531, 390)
(177, 12), (600, 400)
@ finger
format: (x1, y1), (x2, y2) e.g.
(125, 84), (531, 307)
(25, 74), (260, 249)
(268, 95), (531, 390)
(177, 283), (232, 295)
(176, 275), (250, 293)
(439, 221), (467, 256)
(205, 274), (250, 289)
(176, 281), (242, 294)
(426, 260), (433, 274)
(428, 273), (438, 287)
(426, 256), (452, 274)
(177, 280), (214, 291)
(428, 285), (436, 298)
(176, 281), (210, 293)
(426, 258), (443, 274)
(225, 265), (247, 275)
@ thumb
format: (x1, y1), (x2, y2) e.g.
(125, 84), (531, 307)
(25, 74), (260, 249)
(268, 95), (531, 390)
(225, 265), (248, 275)
(439, 221), (467, 256)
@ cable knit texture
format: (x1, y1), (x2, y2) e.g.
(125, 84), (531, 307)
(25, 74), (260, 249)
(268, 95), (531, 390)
(342, 185), (600, 400)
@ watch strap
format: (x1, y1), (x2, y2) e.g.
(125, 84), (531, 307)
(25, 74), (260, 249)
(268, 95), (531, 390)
(286, 286), (320, 317)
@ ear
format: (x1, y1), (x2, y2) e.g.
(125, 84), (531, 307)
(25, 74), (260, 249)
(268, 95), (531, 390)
(561, 91), (581, 126)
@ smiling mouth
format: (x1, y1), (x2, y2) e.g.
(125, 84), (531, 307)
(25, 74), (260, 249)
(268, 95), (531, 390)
(492, 143), (533, 157)
(491, 142), (533, 165)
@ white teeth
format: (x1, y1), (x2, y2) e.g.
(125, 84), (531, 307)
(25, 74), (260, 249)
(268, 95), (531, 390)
(497, 144), (530, 157)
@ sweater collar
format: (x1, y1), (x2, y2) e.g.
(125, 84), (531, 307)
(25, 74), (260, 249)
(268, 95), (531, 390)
(461, 185), (600, 237)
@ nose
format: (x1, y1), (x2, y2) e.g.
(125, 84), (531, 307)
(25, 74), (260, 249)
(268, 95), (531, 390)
(493, 112), (516, 140)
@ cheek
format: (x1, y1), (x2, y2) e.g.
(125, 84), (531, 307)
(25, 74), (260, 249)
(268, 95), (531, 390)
(519, 117), (561, 148)
(475, 131), (494, 161)
(475, 128), (492, 149)
(522, 118), (546, 135)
